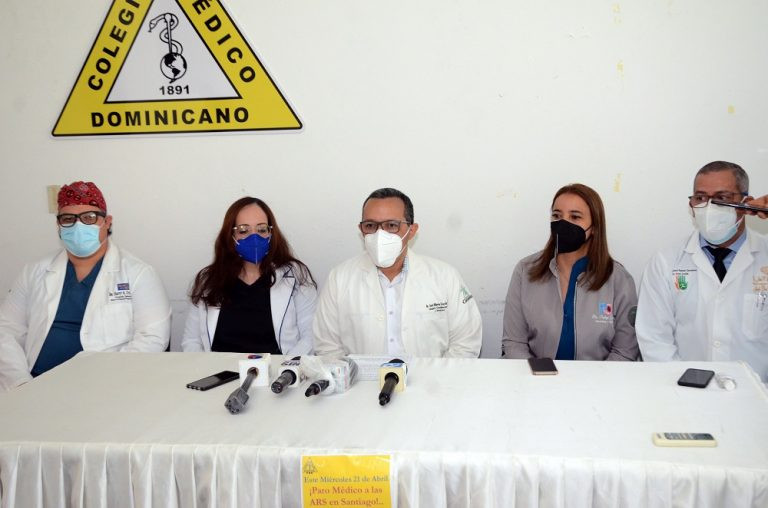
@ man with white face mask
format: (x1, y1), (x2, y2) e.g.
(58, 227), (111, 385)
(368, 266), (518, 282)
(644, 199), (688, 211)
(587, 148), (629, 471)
(0, 181), (171, 391)
(636, 162), (768, 381)
(313, 188), (482, 358)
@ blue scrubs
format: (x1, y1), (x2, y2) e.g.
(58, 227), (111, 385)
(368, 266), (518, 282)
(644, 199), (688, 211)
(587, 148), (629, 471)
(555, 256), (588, 360)
(31, 259), (103, 377)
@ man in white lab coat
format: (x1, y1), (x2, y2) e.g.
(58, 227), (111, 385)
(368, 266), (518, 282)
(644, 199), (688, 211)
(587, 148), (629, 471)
(636, 162), (768, 381)
(313, 188), (482, 358)
(0, 182), (171, 391)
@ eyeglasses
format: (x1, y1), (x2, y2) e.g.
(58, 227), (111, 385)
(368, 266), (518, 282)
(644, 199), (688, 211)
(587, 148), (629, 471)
(57, 211), (106, 227)
(359, 220), (410, 235)
(688, 192), (746, 208)
(233, 223), (272, 237)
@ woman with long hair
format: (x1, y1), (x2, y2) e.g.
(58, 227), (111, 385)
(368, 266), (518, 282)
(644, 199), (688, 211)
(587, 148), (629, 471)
(182, 197), (317, 354)
(502, 184), (638, 360)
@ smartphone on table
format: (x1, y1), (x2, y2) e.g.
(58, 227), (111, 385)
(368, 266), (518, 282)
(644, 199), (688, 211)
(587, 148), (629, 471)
(652, 432), (717, 447)
(677, 368), (714, 388)
(186, 370), (239, 391)
(528, 358), (558, 375)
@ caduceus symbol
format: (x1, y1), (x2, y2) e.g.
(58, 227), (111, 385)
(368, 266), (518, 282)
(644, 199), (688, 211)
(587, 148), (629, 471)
(148, 13), (187, 83)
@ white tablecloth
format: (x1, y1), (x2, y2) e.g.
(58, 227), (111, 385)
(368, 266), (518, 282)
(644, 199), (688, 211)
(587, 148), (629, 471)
(1, 352), (767, 507)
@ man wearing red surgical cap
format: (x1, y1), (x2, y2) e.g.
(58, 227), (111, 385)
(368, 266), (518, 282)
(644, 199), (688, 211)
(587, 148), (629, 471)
(0, 182), (171, 390)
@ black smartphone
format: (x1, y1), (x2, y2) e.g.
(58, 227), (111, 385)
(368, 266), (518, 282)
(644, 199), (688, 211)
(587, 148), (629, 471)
(710, 199), (768, 214)
(528, 357), (558, 375)
(677, 368), (715, 388)
(186, 370), (239, 391)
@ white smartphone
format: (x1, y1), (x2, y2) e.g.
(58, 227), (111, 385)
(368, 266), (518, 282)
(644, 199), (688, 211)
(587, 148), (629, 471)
(652, 432), (717, 447)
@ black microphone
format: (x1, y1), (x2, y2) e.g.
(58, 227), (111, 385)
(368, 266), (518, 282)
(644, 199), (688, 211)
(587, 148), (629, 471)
(378, 358), (406, 406)
(225, 367), (259, 414)
(271, 356), (301, 394)
(305, 379), (330, 397)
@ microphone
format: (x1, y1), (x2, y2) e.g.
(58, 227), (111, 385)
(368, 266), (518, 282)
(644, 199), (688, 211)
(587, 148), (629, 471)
(225, 367), (259, 414)
(378, 358), (407, 406)
(305, 379), (330, 397)
(271, 356), (302, 394)
(300, 356), (358, 398)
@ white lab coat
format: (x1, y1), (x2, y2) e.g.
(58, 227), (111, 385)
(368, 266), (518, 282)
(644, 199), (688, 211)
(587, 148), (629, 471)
(636, 229), (768, 381)
(0, 241), (171, 391)
(181, 264), (317, 355)
(313, 251), (482, 358)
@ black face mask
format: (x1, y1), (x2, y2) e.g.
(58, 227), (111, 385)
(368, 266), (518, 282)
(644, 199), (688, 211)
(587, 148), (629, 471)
(550, 219), (590, 253)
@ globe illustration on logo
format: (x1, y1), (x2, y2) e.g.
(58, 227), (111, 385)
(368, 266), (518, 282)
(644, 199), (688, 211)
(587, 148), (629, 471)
(161, 52), (187, 82)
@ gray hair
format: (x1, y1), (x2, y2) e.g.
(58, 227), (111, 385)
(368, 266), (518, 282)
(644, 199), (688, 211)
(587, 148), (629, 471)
(695, 161), (749, 194)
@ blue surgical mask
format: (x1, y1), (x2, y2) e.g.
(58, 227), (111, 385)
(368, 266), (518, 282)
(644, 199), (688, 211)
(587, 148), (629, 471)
(234, 233), (270, 264)
(59, 222), (103, 258)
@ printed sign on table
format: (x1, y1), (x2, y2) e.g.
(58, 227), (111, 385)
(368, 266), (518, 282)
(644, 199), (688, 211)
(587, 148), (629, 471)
(302, 455), (392, 507)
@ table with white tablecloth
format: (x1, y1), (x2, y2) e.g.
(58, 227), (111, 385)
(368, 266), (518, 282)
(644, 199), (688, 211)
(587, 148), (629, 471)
(1, 352), (767, 507)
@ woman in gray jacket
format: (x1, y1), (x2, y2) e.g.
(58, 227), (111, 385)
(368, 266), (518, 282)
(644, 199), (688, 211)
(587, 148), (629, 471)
(502, 183), (639, 361)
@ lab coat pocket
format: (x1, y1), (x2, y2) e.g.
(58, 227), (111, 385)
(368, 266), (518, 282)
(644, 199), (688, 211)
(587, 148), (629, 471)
(100, 302), (134, 349)
(415, 310), (449, 338)
(742, 293), (768, 341)
(416, 309), (447, 322)
(409, 311), (448, 355)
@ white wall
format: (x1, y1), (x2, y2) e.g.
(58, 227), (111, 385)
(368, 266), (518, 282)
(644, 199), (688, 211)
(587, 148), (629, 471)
(1, 0), (767, 357)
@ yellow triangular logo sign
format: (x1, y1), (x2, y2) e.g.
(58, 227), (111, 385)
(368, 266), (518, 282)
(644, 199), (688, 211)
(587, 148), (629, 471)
(53, 0), (301, 136)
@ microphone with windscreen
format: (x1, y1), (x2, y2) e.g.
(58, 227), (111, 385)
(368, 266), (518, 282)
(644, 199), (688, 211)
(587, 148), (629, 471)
(378, 358), (407, 406)
(225, 367), (259, 414)
(271, 356), (302, 394)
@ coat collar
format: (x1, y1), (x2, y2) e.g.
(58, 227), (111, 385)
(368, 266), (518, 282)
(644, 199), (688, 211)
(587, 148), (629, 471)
(683, 228), (757, 254)
(685, 229), (756, 286)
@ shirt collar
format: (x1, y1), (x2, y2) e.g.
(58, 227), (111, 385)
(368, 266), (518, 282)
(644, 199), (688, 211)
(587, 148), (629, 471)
(698, 229), (747, 253)
(377, 255), (409, 286)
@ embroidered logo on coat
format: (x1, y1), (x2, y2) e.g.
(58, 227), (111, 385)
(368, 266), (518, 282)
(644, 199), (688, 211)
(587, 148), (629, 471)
(753, 266), (768, 293)
(672, 269), (696, 291)
(109, 282), (132, 302)
(592, 301), (614, 324)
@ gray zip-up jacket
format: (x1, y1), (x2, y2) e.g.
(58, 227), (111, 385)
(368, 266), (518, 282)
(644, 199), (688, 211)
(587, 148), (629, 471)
(502, 252), (639, 361)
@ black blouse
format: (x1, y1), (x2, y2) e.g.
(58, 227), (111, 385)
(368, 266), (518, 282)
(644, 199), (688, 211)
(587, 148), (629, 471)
(211, 277), (281, 354)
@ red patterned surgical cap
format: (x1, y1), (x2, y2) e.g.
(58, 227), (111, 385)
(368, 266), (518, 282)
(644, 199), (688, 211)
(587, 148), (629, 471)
(57, 181), (107, 211)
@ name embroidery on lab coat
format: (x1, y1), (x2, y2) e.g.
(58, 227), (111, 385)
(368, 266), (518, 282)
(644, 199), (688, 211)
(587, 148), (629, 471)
(672, 269), (696, 291)
(109, 282), (132, 302)
(426, 301), (448, 312)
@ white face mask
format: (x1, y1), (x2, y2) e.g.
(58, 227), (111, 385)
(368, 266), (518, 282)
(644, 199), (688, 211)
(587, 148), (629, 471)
(692, 201), (742, 245)
(364, 228), (409, 268)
